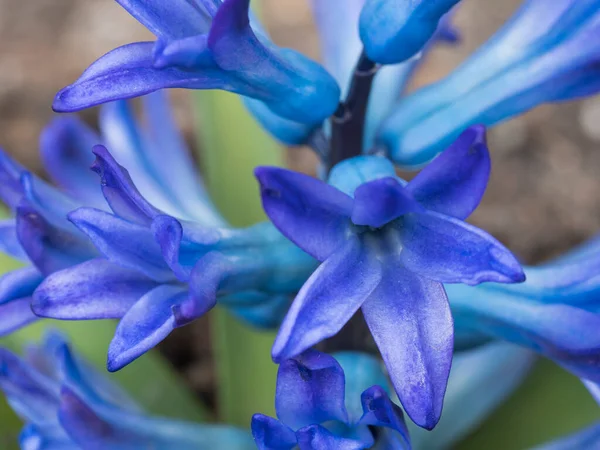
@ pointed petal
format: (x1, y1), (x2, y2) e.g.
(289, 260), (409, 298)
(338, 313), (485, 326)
(296, 424), (366, 450)
(0, 266), (42, 304)
(275, 350), (348, 430)
(406, 126), (490, 220)
(450, 288), (600, 383)
(272, 238), (381, 361)
(359, 386), (410, 447)
(255, 166), (352, 261)
(399, 211), (525, 285)
(362, 270), (453, 429)
(108, 285), (188, 371)
(68, 208), (173, 282)
(352, 177), (424, 228)
(16, 203), (95, 275)
(251, 414), (297, 450)
(90, 145), (162, 225)
(39, 116), (104, 206)
(32, 258), (157, 320)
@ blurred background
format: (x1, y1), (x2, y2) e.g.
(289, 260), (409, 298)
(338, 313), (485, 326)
(1, 0), (599, 447)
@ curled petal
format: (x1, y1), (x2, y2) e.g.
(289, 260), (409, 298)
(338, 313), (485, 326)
(359, 386), (410, 448)
(255, 166), (352, 261)
(108, 285), (188, 371)
(399, 211), (525, 285)
(275, 350), (348, 430)
(32, 258), (157, 320)
(362, 269), (453, 429)
(251, 414), (297, 450)
(272, 238), (381, 362)
(407, 125), (490, 220)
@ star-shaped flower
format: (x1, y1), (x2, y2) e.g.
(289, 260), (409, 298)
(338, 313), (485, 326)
(255, 125), (525, 429)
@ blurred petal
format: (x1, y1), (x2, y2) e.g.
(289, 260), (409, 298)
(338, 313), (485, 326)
(32, 258), (157, 320)
(406, 126), (490, 220)
(255, 166), (353, 261)
(0, 149), (25, 210)
(399, 211), (524, 285)
(533, 423), (600, 450)
(272, 238), (381, 361)
(276, 350), (348, 430)
(351, 177), (424, 228)
(0, 220), (28, 261)
(226, 291), (291, 330)
(39, 116), (104, 206)
(0, 266), (42, 305)
(251, 414), (297, 450)
(296, 424), (366, 450)
(362, 269), (453, 429)
(108, 285), (188, 371)
(0, 297), (39, 336)
(359, 0), (461, 64)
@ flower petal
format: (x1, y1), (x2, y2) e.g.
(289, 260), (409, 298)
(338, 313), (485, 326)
(16, 203), (95, 275)
(406, 125), (490, 220)
(272, 238), (381, 362)
(275, 350), (348, 430)
(328, 156), (398, 197)
(255, 166), (353, 261)
(351, 177), (424, 228)
(0, 149), (25, 210)
(251, 414), (297, 450)
(68, 207), (173, 282)
(295, 424), (366, 450)
(32, 258), (157, 320)
(0, 266), (42, 305)
(39, 116), (104, 206)
(361, 269), (453, 429)
(108, 285), (188, 371)
(399, 211), (525, 285)
(0, 219), (28, 261)
(0, 297), (39, 336)
(226, 291), (292, 330)
(359, 386), (410, 446)
(449, 287), (600, 383)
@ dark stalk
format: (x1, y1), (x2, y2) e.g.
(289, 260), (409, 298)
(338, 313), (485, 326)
(328, 51), (379, 170)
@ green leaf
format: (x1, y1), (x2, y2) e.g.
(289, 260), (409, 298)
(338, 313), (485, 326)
(193, 88), (283, 426)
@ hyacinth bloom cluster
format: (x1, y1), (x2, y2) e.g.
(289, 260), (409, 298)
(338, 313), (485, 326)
(0, 0), (599, 448)
(0, 332), (255, 449)
(252, 350), (410, 449)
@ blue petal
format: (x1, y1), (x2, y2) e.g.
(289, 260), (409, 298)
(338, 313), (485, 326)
(0, 297), (39, 336)
(251, 414), (297, 450)
(449, 286), (600, 383)
(68, 208), (173, 282)
(90, 145), (163, 225)
(379, 0), (600, 166)
(361, 269), (452, 430)
(328, 156), (398, 197)
(108, 285), (188, 371)
(0, 266), (42, 305)
(32, 258), (157, 320)
(114, 0), (209, 40)
(16, 203), (95, 275)
(295, 424), (367, 450)
(272, 238), (381, 362)
(359, 0), (461, 64)
(406, 125), (490, 220)
(39, 116), (105, 207)
(0, 219), (28, 261)
(359, 385), (410, 448)
(351, 177), (424, 228)
(275, 350), (348, 430)
(0, 148), (25, 210)
(398, 211), (525, 285)
(410, 343), (534, 449)
(255, 166), (353, 262)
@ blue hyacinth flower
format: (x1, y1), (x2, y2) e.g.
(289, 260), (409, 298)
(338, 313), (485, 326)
(378, 0), (600, 166)
(307, 0), (459, 149)
(0, 331), (254, 449)
(255, 125), (525, 429)
(31, 94), (316, 371)
(359, 0), (461, 64)
(448, 231), (600, 385)
(252, 349), (410, 450)
(53, 0), (340, 131)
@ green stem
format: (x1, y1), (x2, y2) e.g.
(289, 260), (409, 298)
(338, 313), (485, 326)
(193, 89), (282, 426)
